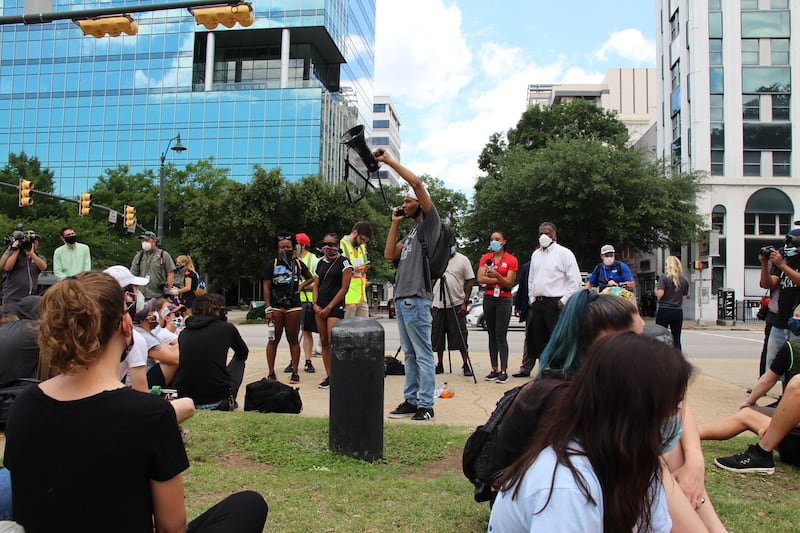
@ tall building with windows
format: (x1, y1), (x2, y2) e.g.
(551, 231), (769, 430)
(0, 0), (375, 196)
(371, 95), (401, 187)
(657, 0), (798, 321)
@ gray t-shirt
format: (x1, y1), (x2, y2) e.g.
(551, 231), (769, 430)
(656, 273), (689, 309)
(394, 205), (441, 301)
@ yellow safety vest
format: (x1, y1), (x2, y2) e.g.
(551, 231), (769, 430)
(299, 251), (316, 303)
(340, 236), (367, 305)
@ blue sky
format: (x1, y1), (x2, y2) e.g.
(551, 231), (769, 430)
(374, 0), (657, 196)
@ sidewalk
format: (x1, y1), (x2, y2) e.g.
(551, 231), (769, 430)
(231, 311), (756, 427)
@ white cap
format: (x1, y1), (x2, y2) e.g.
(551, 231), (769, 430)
(404, 187), (418, 201)
(600, 244), (615, 255)
(104, 265), (149, 287)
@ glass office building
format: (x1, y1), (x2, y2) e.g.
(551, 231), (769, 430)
(0, 0), (375, 196)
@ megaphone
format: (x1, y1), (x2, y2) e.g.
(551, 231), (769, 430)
(340, 124), (380, 173)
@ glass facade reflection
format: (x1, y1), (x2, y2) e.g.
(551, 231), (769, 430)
(0, 0), (375, 196)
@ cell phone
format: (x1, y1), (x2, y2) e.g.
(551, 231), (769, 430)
(394, 207), (405, 217)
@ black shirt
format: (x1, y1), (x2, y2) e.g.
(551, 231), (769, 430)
(261, 257), (311, 309)
(315, 256), (353, 308)
(775, 255), (800, 328)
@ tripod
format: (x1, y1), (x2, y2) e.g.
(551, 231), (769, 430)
(435, 273), (478, 384)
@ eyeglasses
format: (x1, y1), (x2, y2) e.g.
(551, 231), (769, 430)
(276, 235), (293, 242)
(322, 242), (338, 247)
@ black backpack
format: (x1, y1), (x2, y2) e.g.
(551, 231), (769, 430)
(462, 384), (523, 502)
(420, 222), (454, 280)
(244, 378), (302, 414)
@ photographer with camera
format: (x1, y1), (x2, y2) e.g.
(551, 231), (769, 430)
(1, 229), (46, 308)
(760, 228), (800, 381)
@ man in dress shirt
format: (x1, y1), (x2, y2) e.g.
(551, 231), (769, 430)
(514, 222), (581, 378)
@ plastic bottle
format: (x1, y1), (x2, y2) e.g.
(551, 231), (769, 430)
(440, 382), (454, 398)
(267, 321), (275, 341)
(434, 382), (443, 398)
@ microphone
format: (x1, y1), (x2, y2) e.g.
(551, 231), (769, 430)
(485, 258), (494, 272)
(485, 259), (493, 267)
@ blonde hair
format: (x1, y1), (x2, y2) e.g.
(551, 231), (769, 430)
(665, 256), (683, 289)
(38, 272), (125, 374)
(176, 255), (196, 272)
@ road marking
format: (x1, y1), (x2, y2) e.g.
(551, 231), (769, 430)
(686, 330), (762, 344)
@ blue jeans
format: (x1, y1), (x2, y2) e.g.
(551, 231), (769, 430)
(395, 297), (436, 409)
(766, 326), (798, 378)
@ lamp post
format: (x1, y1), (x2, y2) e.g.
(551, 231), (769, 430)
(158, 134), (187, 241)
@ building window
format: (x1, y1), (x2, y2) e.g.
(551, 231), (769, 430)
(672, 113), (681, 140)
(771, 0), (789, 9)
(741, 0), (759, 9)
(741, 66), (790, 93)
(373, 103), (386, 113)
(772, 94), (790, 120)
(741, 12), (790, 38)
(711, 150), (725, 176)
(709, 67), (724, 93)
(709, 39), (723, 65)
(710, 95), (724, 121)
(712, 205), (726, 234)
(708, 0), (721, 10)
(371, 136), (389, 145)
(709, 12), (723, 38)
(773, 151), (791, 176)
(744, 151), (761, 176)
(743, 122), (791, 150)
(670, 12), (680, 41)
(372, 119), (390, 129)
(745, 213), (791, 236)
(771, 38), (789, 65)
(741, 39), (759, 65)
(670, 62), (680, 90)
(743, 95), (760, 120)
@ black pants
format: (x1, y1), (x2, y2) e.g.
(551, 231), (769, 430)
(484, 296), (512, 370)
(656, 307), (684, 350)
(522, 298), (561, 374)
(187, 490), (268, 533)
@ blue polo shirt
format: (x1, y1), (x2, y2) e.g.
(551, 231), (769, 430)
(588, 260), (633, 290)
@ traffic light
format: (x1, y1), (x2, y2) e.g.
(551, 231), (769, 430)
(18, 179), (34, 207)
(123, 205), (137, 228)
(694, 260), (708, 270)
(190, 3), (254, 30)
(78, 193), (92, 216)
(75, 14), (138, 38)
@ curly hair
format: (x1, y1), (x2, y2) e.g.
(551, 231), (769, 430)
(38, 271), (125, 374)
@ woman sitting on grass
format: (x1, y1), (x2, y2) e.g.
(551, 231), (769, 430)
(3, 271), (268, 532)
(490, 333), (691, 532)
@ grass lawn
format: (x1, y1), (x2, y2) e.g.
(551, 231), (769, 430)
(183, 412), (800, 532)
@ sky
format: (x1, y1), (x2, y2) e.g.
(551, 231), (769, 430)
(374, 0), (657, 197)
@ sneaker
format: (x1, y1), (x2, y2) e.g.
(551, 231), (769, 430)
(485, 371), (500, 381)
(714, 444), (775, 474)
(463, 366), (474, 377)
(512, 371), (531, 378)
(284, 363), (293, 373)
(304, 360), (316, 373)
(435, 363), (444, 374)
(313, 346), (322, 355)
(179, 426), (191, 444)
(318, 377), (330, 389)
(496, 372), (509, 384)
(289, 373), (300, 384)
(267, 373), (277, 380)
(411, 407), (434, 421)
(388, 400), (417, 418)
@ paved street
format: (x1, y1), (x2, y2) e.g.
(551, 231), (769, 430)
(231, 313), (771, 427)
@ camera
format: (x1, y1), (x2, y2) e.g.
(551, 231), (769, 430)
(394, 207), (406, 217)
(759, 245), (782, 259)
(5, 226), (37, 251)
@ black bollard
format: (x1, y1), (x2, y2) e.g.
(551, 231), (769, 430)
(329, 317), (384, 462)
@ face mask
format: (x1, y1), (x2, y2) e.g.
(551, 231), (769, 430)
(324, 246), (341, 260)
(603, 257), (615, 267)
(141, 241), (152, 252)
(279, 250), (293, 264)
(489, 241), (502, 252)
(784, 245), (798, 257)
(171, 317), (183, 329)
(449, 245), (456, 256)
(660, 412), (683, 453)
(539, 234), (553, 249)
(295, 244), (302, 256)
(64, 235), (77, 244)
(788, 318), (800, 336)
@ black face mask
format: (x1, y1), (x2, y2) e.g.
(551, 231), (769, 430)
(64, 235), (77, 244)
(278, 250), (293, 264)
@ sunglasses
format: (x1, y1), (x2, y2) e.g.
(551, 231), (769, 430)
(322, 242), (338, 248)
(276, 235), (294, 241)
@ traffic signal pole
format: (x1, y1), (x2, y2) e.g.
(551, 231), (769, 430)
(0, 0), (245, 25)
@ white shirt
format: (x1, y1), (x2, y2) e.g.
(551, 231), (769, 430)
(432, 252), (475, 308)
(117, 329), (148, 385)
(528, 242), (581, 306)
(489, 445), (671, 533)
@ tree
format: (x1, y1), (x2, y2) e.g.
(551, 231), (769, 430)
(469, 101), (707, 270)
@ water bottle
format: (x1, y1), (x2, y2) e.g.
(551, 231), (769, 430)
(267, 321), (275, 341)
(434, 382), (444, 398)
(440, 382), (454, 398)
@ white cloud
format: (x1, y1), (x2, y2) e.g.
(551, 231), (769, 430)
(594, 29), (656, 64)
(374, 0), (473, 107)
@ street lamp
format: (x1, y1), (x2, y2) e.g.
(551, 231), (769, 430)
(158, 133), (187, 241)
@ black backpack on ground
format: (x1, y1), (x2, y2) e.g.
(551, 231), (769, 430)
(244, 378), (302, 414)
(462, 384), (523, 502)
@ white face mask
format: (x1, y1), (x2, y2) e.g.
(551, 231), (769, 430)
(141, 241), (153, 252)
(603, 257), (615, 267)
(539, 234), (552, 249)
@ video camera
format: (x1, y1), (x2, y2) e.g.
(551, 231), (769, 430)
(4, 224), (38, 251)
(759, 245), (779, 259)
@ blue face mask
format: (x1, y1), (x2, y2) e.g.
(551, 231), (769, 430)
(660, 412), (683, 453)
(489, 241), (502, 252)
(449, 245), (456, 256)
(784, 245), (798, 257)
(788, 318), (800, 336)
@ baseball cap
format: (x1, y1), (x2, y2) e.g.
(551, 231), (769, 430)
(160, 302), (184, 319)
(133, 298), (159, 324)
(104, 265), (149, 287)
(404, 187), (418, 201)
(295, 233), (311, 246)
(600, 244), (615, 255)
(788, 228), (800, 237)
(139, 231), (157, 240)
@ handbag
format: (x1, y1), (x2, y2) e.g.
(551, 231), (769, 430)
(756, 291), (771, 321)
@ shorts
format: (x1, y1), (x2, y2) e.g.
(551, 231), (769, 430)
(431, 306), (467, 352)
(751, 405), (800, 466)
(301, 302), (318, 333)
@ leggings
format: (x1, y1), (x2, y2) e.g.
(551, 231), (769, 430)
(656, 307), (684, 350)
(484, 295), (512, 370)
(187, 490), (268, 533)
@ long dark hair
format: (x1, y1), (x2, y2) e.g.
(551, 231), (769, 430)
(498, 332), (692, 531)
